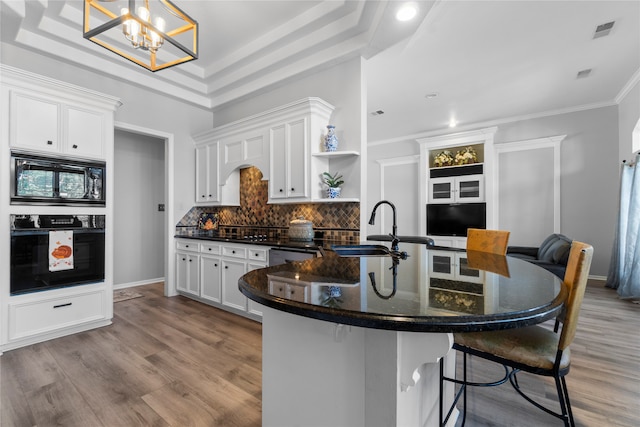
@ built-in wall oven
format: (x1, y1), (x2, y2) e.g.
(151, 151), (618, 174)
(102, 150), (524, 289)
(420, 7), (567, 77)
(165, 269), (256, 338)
(10, 214), (106, 295)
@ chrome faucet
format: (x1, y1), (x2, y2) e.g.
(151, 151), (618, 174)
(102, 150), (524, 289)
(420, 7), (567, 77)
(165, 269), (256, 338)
(368, 200), (399, 251)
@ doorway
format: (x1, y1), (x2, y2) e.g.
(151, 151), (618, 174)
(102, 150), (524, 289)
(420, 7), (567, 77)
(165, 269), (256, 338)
(113, 127), (168, 291)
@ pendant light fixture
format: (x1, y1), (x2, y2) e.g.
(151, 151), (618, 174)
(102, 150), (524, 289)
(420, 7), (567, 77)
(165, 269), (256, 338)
(83, 0), (198, 72)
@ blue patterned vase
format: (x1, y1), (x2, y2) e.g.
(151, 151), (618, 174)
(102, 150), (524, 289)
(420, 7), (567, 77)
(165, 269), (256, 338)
(324, 125), (338, 152)
(327, 187), (341, 199)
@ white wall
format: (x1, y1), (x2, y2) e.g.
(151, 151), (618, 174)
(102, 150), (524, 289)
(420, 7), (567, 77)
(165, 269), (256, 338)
(367, 106), (620, 277)
(114, 130), (165, 287)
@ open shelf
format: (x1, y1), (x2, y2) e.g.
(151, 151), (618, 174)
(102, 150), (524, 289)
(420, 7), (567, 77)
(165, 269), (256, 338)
(312, 150), (360, 158)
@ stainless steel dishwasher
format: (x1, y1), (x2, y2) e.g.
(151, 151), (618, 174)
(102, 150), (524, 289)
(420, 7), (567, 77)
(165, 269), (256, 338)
(268, 248), (317, 266)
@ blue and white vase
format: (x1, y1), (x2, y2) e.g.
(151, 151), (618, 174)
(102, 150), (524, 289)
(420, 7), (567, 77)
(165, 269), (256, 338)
(324, 125), (338, 152)
(327, 187), (341, 199)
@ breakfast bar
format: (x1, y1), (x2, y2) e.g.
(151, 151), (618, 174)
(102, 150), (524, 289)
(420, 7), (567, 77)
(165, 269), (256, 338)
(239, 243), (566, 427)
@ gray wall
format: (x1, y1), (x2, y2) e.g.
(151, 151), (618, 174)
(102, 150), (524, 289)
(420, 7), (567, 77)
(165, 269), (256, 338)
(114, 130), (165, 286)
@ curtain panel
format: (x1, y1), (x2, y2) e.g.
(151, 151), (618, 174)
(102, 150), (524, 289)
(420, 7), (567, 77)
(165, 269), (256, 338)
(606, 154), (640, 300)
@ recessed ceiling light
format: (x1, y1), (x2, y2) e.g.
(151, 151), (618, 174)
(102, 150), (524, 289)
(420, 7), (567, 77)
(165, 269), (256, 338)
(425, 93), (438, 99)
(449, 118), (457, 128)
(396, 3), (418, 22)
(370, 110), (385, 116)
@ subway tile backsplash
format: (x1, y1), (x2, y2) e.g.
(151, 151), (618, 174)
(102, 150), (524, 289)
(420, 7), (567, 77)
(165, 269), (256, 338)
(176, 167), (360, 242)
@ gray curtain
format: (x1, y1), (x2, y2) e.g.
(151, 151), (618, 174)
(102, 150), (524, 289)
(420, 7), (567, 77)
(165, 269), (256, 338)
(606, 154), (640, 300)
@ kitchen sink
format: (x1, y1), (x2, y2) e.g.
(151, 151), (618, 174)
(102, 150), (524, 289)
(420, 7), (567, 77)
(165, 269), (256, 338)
(330, 244), (391, 257)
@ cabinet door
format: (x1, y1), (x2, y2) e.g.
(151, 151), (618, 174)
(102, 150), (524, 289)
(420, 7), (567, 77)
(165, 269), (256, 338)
(456, 175), (484, 202)
(221, 259), (247, 311)
(201, 256), (222, 303)
(176, 252), (199, 296)
(65, 106), (105, 159)
(246, 262), (266, 317)
(429, 177), (455, 203)
(10, 91), (60, 153)
(269, 124), (287, 199)
(287, 118), (307, 198)
(195, 144), (219, 203)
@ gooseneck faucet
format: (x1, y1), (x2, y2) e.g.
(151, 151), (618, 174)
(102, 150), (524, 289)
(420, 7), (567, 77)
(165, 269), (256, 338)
(368, 200), (399, 251)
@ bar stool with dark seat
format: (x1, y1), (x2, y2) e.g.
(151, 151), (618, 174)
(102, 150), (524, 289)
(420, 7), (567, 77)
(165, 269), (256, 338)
(440, 241), (593, 427)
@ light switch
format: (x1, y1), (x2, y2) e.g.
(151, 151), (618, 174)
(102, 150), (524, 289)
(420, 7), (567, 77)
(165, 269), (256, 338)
(158, 204), (165, 212)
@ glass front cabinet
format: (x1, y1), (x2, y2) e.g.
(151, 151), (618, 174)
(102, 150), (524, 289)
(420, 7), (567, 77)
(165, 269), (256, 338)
(428, 174), (484, 203)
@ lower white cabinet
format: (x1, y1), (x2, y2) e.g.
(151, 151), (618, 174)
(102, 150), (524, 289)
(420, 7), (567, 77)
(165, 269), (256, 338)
(200, 255), (222, 303)
(176, 241), (200, 296)
(221, 259), (248, 311)
(3, 283), (111, 351)
(175, 239), (268, 320)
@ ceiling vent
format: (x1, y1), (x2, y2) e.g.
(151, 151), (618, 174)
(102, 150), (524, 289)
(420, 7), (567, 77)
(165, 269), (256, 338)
(370, 110), (385, 116)
(593, 21), (615, 39)
(577, 69), (592, 79)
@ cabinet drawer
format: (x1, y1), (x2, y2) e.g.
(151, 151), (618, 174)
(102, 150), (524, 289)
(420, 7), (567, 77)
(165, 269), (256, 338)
(201, 242), (221, 255)
(248, 248), (268, 262)
(9, 290), (106, 341)
(176, 240), (200, 252)
(222, 245), (247, 259)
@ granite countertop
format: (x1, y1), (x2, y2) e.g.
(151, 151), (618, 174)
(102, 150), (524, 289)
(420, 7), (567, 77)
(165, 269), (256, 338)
(174, 230), (324, 251)
(238, 244), (566, 333)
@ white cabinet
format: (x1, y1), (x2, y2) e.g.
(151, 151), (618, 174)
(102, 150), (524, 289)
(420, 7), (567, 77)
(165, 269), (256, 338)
(200, 255), (222, 303)
(221, 258), (248, 312)
(195, 144), (219, 203)
(192, 97), (359, 204)
(176, 252), (200, 296)
(428, 173), (484, 203)
(175, 239), (269, 320)
(8, 288), (107, 341)
(8, 86), (116, 160)
(269, 118), (308, 200)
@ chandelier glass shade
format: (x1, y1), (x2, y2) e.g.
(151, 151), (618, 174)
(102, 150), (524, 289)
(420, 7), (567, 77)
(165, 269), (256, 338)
(83, 0), (198, 72)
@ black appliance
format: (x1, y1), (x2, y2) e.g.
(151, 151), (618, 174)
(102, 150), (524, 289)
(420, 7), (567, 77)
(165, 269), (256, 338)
(10, 214), (106, 295)
(426, 203), (486, 237)
(10, 151), (106, 206)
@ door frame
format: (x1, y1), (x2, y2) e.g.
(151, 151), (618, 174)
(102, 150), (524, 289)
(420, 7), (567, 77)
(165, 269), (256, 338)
(114, 122), (176, 296)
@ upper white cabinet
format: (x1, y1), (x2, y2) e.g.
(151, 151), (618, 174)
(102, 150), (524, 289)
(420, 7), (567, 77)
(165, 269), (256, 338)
(3, 66), (120, 160)
(192, 97), (359, 204)
(195, 143), (219, 203)
(428, 174), (484, 203)
(269, 118), (308, 200)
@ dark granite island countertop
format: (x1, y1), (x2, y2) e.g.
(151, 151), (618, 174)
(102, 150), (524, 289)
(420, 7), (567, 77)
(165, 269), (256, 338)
(239, 243), (566, 427)
(239, 244), (566, 333)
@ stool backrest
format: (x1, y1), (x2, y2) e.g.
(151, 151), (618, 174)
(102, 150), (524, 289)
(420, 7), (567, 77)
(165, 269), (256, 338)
(558, 241), (593, 351)
(466, 228), (510, 255)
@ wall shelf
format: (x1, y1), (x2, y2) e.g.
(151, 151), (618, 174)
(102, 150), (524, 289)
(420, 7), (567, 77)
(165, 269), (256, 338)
(312, 150), (360, 158)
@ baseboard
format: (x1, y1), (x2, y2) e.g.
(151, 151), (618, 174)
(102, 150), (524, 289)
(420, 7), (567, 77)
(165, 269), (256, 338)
(113, 278), (164, 290)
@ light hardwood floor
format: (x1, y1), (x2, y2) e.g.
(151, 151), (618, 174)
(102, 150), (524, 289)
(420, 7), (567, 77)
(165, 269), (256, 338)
(0, 280), (638, 427)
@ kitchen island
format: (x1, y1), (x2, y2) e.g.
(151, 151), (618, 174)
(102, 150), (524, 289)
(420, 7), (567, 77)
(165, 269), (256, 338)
(239, 243), (565, 427)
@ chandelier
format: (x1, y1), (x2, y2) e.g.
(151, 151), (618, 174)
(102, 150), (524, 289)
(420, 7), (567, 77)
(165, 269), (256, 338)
(83, 0), (198, 72)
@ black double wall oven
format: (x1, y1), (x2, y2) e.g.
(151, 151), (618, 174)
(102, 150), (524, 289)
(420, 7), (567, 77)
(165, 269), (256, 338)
(9, 151), (107, 295)
(10, 215), (106, 295)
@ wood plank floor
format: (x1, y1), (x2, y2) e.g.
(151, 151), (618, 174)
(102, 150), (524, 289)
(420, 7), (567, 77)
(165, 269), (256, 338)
(1, 280), (638, 427)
